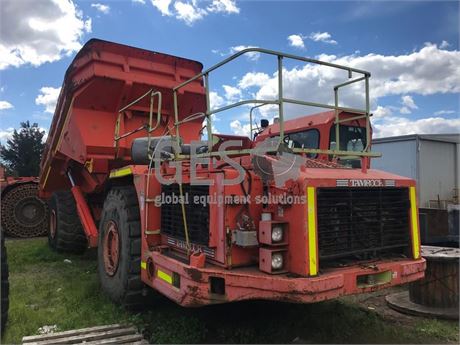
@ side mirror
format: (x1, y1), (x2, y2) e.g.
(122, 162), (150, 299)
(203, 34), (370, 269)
(260, 119), (269, 128)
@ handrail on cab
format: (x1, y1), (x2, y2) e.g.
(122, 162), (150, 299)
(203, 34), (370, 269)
(172, 47), (377, 160)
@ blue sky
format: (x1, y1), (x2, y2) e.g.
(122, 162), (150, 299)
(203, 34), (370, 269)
(0, 0), (459, 142)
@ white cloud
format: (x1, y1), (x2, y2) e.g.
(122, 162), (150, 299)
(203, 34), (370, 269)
(222, 85), (242, 101)
(229, 45), (260, 61)
(209, 91), (225, 109)
(373, 99), (458, 138)
(244, 43), (460, 120)
(434, 110), (456, 116)
(91, 3), (110, 14)
(150, 0), (172, 16)
(374, 116), (460, 138)
(401, 95), (417, 109)
(440, 40), (450, 49)
(174, 1), (207, 25)
(35, 87), (61, 114)
(399, 107), (411, 114)
(399, 95), (418, 114)
(132, 0), (146, 4)
(0, 126), (48, 143)
(0, 0), (92, 70)
(329, 43), (460, 98)
(0, 101), (14, 111)
(0, 127), (15, 143)
(373, 105), (393, 119)
(149, 0), (239, 25)
(151, 0), (172, 15)
(41, 128), (49, 142)
(212, 45), (260, 61)
(287, 34), (305, 49)
(309, 32), (337, 45)
(230, 119), (251, 137)
(207, 0), (239, 14)
(287, 32), (337, 49)
(208, 42), (460, 140)
(201, 119), (219, 137)
(84, 18), (92, 33)
(238, 72), (270, 89)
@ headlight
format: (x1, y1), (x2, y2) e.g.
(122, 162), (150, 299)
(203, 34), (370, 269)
(271, 253), (283, 270)
(271, 226), (283, 242)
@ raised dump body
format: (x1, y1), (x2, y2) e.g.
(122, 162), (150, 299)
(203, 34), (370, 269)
(40, 39), (206, 197)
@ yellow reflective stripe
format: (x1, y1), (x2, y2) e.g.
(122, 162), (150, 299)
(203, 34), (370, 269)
(410, 187), (421, 259)
(157, 269), (172, 284)
(42, 166), (51, 189)
(140, 261), (147, 270)
(307, 186), (318, 276)
(109, 167), (132, 178)
(54, 97), (75, 155)
(85, 159), (94, 173)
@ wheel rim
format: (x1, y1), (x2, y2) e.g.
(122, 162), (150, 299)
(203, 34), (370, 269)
(14, 197), (45, 226)
(103, 220), (120, 276)
(50, 210), (57, 239)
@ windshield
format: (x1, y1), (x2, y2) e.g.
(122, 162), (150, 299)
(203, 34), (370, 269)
(283, 129), (320, 158)
(329, 125), (366, 168)
(329, 125), (366, 152)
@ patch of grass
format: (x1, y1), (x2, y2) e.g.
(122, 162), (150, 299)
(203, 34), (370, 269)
(148, 313), (207, 344)
(2, 238), (459, 344)
(6, 238), (65, 270)
(3, 238), (132, 343)
(414, 319), (460, 344)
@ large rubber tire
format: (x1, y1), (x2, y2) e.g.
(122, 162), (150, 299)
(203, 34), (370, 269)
(1, 231), (9, 334)
(48, 191), (87, 254)
(1, 183), (48, 238)
(97, 186), (144, 309)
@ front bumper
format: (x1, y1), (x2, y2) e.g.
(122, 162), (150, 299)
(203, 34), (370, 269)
(142, 253), (426, 307)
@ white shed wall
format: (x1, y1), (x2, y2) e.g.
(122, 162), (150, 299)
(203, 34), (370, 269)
(371, 140), (417, 179)
(419, 140), (458, 207)
(372, 138), (459, 207)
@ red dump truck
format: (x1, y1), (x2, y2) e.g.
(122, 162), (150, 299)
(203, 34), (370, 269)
(39, 39), (425, 308)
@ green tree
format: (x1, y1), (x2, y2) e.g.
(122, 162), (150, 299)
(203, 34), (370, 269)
(0, 121), (45, 176)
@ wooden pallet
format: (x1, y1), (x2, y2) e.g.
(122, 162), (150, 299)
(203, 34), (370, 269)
(22, 324), (149, 345)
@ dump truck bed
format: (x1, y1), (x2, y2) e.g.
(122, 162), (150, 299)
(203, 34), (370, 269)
(39, 39), (206, 197)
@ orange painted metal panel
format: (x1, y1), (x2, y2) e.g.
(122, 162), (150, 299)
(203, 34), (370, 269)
(39, 39), (206, 197)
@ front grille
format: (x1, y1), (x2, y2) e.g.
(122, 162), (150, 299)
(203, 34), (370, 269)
(316, 187), (411, 261)
(161, 184), (209, 245)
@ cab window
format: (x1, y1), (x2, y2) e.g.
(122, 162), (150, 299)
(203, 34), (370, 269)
(329, 125), (366, 152)
(284, 129), (320, 158)
(329, 125), (366, 168)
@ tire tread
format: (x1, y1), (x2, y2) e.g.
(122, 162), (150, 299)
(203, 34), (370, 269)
(98, 186), (144, 309)
(48, 191), (87, 254)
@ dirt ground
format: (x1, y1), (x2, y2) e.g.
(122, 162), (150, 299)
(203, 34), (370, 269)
(344, 286), (422, 326)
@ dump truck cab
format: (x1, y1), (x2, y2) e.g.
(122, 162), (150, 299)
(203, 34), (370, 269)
(255, 110), (370, 168)
(39, 40), (425, 308)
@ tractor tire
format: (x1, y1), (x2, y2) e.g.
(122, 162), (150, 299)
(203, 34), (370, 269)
(48, 191), (87, 254)
(1, 183), (48, 238)
(97, 186), (144, 309)
(1, 231), (9, 334)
